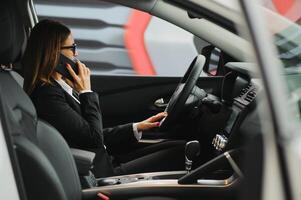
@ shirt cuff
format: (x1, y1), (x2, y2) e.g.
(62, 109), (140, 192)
(132, 123), (142, 141)
(79, 90), (93, 94)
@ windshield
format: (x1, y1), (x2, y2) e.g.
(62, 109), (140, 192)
(263, 0), (301, 123)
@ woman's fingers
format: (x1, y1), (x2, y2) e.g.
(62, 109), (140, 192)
(76, 60), (84, 76)
(137, 121), (160, 131)
(86, 67), (90, 75)
(66, 60), (91, 92)
(137, 112), (167, 131)
(77, 60), (91, 77)
(149, 121), (161, 127)
(84, 65), (90, 76)
(144, 122), (160, 130)
(148, 112), (168, 122)
(66, 63), (79, 81)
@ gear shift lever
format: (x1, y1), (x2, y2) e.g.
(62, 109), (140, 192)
(185, 140), (200, 173)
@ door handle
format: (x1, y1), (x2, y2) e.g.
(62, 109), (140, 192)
(154, 98), (168, 108)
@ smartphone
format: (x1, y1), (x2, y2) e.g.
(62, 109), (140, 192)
(55, 54), (78, 80)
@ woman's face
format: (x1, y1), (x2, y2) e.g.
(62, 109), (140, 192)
(61, 34), (78, 60)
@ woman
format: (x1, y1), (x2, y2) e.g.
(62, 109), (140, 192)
(22, 19), (185, 177)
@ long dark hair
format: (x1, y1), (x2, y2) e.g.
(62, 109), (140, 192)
(22, 19), (71, 94)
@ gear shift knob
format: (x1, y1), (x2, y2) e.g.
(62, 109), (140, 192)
(185, 140), (200, 173)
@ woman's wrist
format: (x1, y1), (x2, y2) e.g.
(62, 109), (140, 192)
(136, 122), (142, 132)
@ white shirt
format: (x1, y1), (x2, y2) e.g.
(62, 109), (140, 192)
(54, 79), (142, 141)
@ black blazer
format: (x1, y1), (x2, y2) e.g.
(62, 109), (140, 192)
(30, 80), (138, 151)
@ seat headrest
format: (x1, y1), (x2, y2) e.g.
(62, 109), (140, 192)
(0, 0), (25, 65)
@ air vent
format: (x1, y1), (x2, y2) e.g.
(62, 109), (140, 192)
(235, 83), (257, 106)
(239, 84), (252, 97)
(245, 91), (256, 103)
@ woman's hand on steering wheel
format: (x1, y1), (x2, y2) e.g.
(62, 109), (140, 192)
(136, 112), (168, 131)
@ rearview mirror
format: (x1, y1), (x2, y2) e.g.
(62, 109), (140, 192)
(201, 45), (221, 76)
(207, 48), (221, 76)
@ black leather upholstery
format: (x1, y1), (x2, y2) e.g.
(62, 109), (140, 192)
(0, 0), (24, 65)
(0, 1), (82, 200)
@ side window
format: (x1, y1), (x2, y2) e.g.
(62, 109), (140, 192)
(33, 0), (210, 76)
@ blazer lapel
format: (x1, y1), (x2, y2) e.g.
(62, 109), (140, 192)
(52, 79), (82, 113)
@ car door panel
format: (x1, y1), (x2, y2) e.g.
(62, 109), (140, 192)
(91, 75), (223, 127)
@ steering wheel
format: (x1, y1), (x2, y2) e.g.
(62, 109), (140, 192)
(160, 55), (206, 130)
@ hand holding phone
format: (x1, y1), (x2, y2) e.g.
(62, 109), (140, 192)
(55, 54), (78, 81)
(66, 59), (91, 92)
(56, 54), (91, 92)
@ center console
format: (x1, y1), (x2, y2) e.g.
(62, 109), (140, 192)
(78, 148), (242, 200)
(71, 146), (242, 189)
(71, 148), (187, 188)
(71, 147), (242, 200)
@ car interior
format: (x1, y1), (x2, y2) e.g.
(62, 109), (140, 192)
(0, 0), (264, 200)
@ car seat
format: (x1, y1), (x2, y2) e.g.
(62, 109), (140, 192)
(0, 0), (82, 199)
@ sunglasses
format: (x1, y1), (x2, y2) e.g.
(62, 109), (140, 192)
(61, 43), (77, 55)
